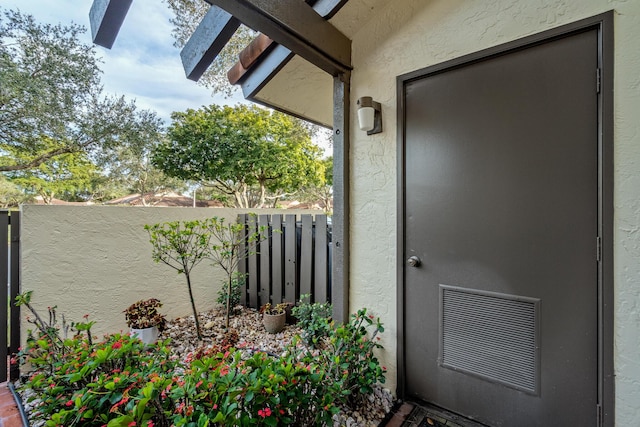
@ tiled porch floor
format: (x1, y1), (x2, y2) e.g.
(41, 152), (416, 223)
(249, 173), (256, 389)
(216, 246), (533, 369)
(379, 401), (487, 427)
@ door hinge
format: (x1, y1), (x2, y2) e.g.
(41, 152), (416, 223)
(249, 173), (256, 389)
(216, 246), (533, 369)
(597, 236), (602, 262)
(596, 68), (602, 93)
(597, 404), (603, 426)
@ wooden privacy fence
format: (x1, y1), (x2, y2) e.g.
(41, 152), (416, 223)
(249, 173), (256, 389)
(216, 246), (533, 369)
(0, 210), (21, 382)
(238, 214), (332, 309)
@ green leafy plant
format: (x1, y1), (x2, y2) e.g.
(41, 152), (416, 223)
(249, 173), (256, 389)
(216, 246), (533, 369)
(322, 308), (387, 406)
(259, 302), (288, 315)
(169, 346), (342, 426)
(16, 291), (178, 427)
(216, 272), (244, 312)
(15, 291), (96, 369)
(291, 294), (333, 347)
(18, 293), (387, 427)
(123, 298), (167, 331)
(23, 334), (177, 427)
(145, 219), (213, 340)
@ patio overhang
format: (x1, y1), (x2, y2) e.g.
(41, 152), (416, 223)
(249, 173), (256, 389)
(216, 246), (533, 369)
(218, 0), (391, 127)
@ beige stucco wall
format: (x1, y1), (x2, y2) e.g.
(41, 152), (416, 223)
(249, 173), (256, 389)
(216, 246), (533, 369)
(19, 205), (319, 341)
(256, 56), (334, 127)
(348, 0), (640, 424)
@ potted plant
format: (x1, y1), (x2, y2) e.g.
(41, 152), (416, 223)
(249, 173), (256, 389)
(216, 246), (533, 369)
(260, 302), (288, 334)
(124, 298), (167, 344)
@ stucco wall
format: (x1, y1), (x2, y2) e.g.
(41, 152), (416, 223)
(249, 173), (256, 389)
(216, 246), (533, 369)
(20, 205), (319, 341)
(348, 0), (640, 423)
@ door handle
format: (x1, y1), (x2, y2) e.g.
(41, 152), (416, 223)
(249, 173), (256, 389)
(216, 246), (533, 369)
(407, 256), (421, 267)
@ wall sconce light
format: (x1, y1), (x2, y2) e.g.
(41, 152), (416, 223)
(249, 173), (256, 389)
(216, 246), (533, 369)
(357, 96), (382, 135)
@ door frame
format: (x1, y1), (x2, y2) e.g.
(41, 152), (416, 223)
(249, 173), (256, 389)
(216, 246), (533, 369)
(396, 11), (614, 426)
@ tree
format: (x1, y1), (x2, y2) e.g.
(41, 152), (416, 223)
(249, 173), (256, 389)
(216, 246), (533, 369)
(0, 175), (30, 207)
(153, 104), (324, 208)
(96, 143), (188, 204)
(164, 0), (257, 97)
(297, 156), (333, 213)
(7, 143), (101, 204)
(0, 8), (164, 173)
(206, 216), (263, 329)
(145, 220), (213, 341)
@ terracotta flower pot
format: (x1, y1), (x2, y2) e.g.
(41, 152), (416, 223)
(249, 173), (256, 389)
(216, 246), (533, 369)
(130, 326), (160, 344)
(262, 312), (286, 334)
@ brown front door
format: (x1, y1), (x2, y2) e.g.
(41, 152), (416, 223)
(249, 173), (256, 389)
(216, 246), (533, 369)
(400, 26), (602, 426)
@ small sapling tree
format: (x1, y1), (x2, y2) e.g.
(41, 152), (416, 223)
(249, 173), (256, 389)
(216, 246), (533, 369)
(205, 215), (265, 328)
(145, 220), (212, 340)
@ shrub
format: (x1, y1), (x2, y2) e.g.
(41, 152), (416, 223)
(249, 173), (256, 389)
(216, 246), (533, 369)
(215, 273), (244, 312)
(123, 298), (167, 331)
(291, 294), (333, 347)
(169, 346), (342, 426)
(18, 291), (387, 427)
(17, 291), (178, 427)
(303, 308), (387, 407)
(23, 332), (178, 427)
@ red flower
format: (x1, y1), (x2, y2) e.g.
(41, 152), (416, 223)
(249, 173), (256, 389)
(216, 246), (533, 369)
(111, 341), (123, 350)
(128, 422), (136, 427)
(258, 407), (272, 418)
(65, 400), (74, 407)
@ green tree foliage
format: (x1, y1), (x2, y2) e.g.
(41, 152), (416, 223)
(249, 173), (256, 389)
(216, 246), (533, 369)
(97, 143), (187, 204)
(0, 175), (30, 207)
(145, 220), (213, 340)
(297, 156), (333, 213)
(0, 8), (164, 175)
(164, 0), (257, 97)
(153, 104), (325, 208)
(8, 142), (101, 204)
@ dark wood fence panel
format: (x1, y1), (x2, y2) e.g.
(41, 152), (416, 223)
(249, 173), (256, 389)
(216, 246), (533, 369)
(247, 215), (259, 309)
(299, 215), (313, 298)
(239, 214), (332, 309)
(238, 220), (247, 307)
(0, 210), (20, 382)
(284, 214), (297, 304)
(258, 215), (271, 307)
(314, 215), (329, 303)
(271, 216), (283, 304)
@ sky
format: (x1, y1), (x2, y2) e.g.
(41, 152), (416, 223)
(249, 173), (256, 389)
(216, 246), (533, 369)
(1, 0), (246, 124)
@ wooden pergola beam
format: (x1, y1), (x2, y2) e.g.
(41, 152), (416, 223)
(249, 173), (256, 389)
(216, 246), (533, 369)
(89, 0), (133, 49)
(205, 0), (352, 76)
(181, 6), (241, 81)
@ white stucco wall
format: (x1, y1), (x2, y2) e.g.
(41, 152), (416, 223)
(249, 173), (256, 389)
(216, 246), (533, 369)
(20, 205), (319, 341)
(348, 0), (640, 423)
